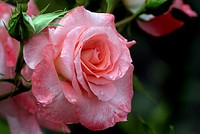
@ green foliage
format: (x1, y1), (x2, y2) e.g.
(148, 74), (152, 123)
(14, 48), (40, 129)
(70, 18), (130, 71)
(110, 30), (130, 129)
(145, 0), (172, 15)
(6, 7), (34, 41)
(34, 0), (76, 13)
(104, 0), (120, 13)
(169, 125), (174, 134)
(0, 73), (5, 76)
(133, 75), (157, 104)
(17, 0), (30, 12)
(6, 2), (67, 41)
(0, 118), (9, 134)
(32, 10), (67, 34)
(76, 0), (86, 6)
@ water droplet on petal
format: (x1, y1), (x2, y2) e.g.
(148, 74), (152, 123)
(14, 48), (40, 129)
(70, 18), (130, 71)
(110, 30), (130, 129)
(70, 98), (77, 103)
(100, 91), (104, 96)
(112, 117), (115, 124)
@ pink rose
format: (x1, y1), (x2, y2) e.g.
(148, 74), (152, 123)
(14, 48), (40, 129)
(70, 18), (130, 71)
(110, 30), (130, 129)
(123, 0), (197, 36)
(24, 6), (135, 130)
(26, 0), (40, 17)
(0, 1), (19, 96)
(0, 1), (70, 133)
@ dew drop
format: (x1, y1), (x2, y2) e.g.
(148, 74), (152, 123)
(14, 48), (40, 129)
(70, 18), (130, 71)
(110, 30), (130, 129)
(112, 117), (115, 124)
(42, 103), (47, 107)
(100, 91), (104, 96)
(70, 98), (77, 103)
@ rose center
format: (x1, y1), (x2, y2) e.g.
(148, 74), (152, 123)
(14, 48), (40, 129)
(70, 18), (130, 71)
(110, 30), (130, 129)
(81, 36), (106, 69)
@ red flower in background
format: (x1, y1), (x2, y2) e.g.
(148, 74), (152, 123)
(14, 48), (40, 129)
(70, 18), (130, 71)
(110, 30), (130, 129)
(123, 0), (197, 36)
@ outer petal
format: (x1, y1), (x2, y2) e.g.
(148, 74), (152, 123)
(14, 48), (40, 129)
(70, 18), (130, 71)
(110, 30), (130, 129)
(37, 92), (78, 124)
(0, 99), (42, 134)
(54, 6), (115, 44)
(31, 46), (78, 123)
(0, 2), (19, 67)
(26, 0), (40, 17)
(13, 90), (72, 133)
(24, 32), (51, 69)
(37, 114), (71, 133)
(14, 92), (37, 114)
(63, 65), (134, 130)
(31, 45), (61, 104)
(0, 2), (13, 27)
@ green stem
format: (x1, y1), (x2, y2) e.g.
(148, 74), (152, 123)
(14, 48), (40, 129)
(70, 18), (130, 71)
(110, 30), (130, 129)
(0, 41), (31, 101)
(0, 79), (15, 84)
(15, 41), (25, 74)
(115, 3), (146, 27)
(0, 83), (31, 101)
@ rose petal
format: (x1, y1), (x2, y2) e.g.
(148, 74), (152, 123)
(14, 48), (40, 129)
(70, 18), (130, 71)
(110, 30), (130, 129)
(14, 92), (37, 114)
(31, 46), (61, 104)
(26, 0), (40, 17)
(0, 99), (42, 134)
(24, 32), (51, 69)
(71, 65), (134, 130)
(37, 93), (78, 124)
(88, 82), (116, 101)
(54, 6), (115, 44)
(37, 114), (71, 133)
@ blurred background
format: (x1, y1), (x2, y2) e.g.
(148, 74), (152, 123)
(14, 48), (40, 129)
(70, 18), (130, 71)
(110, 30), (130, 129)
(0, 0), (200, 134)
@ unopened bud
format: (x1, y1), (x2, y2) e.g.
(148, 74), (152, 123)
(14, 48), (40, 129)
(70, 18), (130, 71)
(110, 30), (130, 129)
(7, 11), (35, 41)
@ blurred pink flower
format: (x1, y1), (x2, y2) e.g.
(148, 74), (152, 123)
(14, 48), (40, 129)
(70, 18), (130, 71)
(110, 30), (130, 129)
(0, 1), (19, 96)
(26, 0), (40, 17)
(123, 0), (197, 36)
(24, 6), (135, 130)
(0, 1), (70, 133)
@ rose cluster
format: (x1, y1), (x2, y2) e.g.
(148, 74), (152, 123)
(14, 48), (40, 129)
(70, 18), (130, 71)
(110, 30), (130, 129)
(0, 0), (197, 133)
(0, 0), (135, 133)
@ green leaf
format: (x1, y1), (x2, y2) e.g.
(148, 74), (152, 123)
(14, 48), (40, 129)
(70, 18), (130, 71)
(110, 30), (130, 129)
(118, 114), (155, 134)
(39, 3), (50, 15)
(169, 125), (174, 134)
(148, 102), (171, 133)
(21, 12), (35, 40)
(137, 116), (154, 134)
(0, 73), (5, 76)
(35, 0), (75, 13)
(145, 0), (172, 16)
(32, 10), (68, 34)
(133, 75), (157, 104)
(0, 118), (9, 134)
